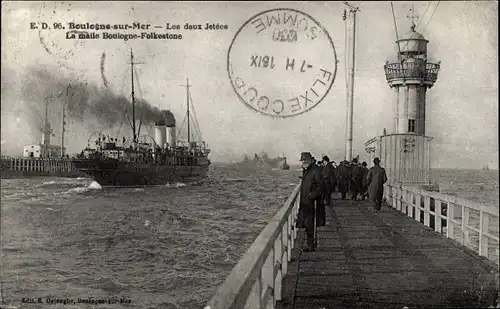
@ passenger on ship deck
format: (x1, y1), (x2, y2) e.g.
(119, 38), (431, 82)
(297, 152), (323, 252)
(350, 158), (364, 200)
(321, 155), (335, 206)
(360, 161), (369, 200)
(337, 160), (350, 200)
(366, 157), (388, 212)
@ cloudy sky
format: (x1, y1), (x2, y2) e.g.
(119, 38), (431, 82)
(1, 1), (497, 168)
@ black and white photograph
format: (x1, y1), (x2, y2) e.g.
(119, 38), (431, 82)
(1, 1), (498, 308)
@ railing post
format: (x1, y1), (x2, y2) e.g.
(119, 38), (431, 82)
(407, 192), (414, 218)
(447, 201), (454, 239)
(245, 271), (261, 309)
(396, 188), (401, 211)
(391, 186), (397, 208)
(479, 211), (489, 258)
(423, 196), (430, 227)
(461, 205), (470, 247)
(415, 194), (422, 224)
(435, 200), (442, 233)
(401, 190), (406, 214)
(274, 232), (282, 303)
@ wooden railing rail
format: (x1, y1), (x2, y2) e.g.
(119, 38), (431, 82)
(384, 184), (499, 265)
(204, 184), (301, 309)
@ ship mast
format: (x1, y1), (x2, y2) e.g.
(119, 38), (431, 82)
(180, 78), (192, 143)
(130, 49), (137, 143)
(187, 78), (191, 143)
(61, 85), (70, 157)
(44, 98), (49, 146)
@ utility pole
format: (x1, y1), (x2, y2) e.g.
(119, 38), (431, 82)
(344, 2), (360, 162)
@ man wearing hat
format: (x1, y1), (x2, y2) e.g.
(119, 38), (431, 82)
(321, 155), (335, 206)
(297, 152), (323, 251)
(360, 161), (369, 200)
(336, 160), (350, 200)
(366, 157), (388, 212)
(350, 157), (364, 200)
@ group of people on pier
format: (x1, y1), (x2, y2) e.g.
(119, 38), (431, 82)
(297, 152), (387, 252)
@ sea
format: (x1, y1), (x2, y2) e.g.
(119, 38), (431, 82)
(1, 165), (498, 309)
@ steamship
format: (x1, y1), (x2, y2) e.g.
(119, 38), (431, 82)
(239, 152), (289, 170)
(72, 49), (211, 187)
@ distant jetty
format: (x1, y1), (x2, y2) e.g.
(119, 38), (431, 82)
(0, 155), (83, 178)
(0, 89), (85, 179)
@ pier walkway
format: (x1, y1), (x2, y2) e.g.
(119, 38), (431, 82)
(205, 184), (499, 309)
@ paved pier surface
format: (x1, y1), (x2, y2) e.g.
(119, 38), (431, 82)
(277, 194), (499, 309)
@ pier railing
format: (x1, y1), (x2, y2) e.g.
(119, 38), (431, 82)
(384, 184), (500, 265)
(204, 184), (301, 309)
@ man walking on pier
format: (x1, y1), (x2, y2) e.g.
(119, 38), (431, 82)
(297, 152), (323, 252)
(350, 158), (364, 200)
(337, 160), (350, 200)
(366, 157), (388, 212)
(321, 155), (335, 206)
(360, 162), (369, 200)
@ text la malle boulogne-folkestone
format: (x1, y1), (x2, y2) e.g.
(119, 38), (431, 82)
(31, 22), (229, 41)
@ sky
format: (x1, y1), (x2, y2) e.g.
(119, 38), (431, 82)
(1, 1), (498, 169)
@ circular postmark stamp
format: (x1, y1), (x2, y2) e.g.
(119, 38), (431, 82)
(227, 8), (338, 118)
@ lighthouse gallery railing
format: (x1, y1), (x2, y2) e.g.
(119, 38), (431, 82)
(204, 184), (301, 309)
(384, 61), (440, 83)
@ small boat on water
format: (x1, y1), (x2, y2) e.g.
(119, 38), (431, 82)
(279, 155), (290, 170)
(72, 49), (211, 187)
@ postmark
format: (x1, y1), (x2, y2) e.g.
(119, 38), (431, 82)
(227, 8), (338, 118)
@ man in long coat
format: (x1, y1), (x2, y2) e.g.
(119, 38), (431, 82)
(321, 155), (335, 206)
(331, 161), (338, 193)
(366, 157), (388, 211)
(297, 152), (323, 251)
(360, 161), (369, 200)
(337, 160), (350, 200)
(350, 158), (364, 200)
(314, 158), (326, 226)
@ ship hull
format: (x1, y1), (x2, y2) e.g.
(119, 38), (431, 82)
(72, 159), (209, 187)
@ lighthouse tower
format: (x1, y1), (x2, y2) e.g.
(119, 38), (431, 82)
(386, 21), (440, 135)
(364, 14), (440, 186)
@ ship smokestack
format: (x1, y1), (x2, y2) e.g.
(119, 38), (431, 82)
(161, 110), (176, 149)
(154, 118), (166, 149)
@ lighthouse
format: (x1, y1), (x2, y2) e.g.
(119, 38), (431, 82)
(364, 13), (440, 186)
(386, 21), (440, 135)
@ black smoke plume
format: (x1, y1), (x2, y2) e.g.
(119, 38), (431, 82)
(1, 64), (177, 155)
(21, 65), (166, 129)
(159, 110), (176, 127)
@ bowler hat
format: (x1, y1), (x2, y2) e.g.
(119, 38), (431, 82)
(322, 155), (330, 162)
(299, 152), (313, 161)
(373, 157), (381, 163)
